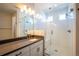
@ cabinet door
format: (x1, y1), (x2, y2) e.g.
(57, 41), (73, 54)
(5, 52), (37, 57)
(30, 40), (43, 56)
(7, 49), (23, 56)
(21, 46), (30, 56)
(7, 47), (30, 56)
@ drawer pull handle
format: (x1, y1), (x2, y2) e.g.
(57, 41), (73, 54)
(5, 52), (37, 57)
(15, 52), (22, 56)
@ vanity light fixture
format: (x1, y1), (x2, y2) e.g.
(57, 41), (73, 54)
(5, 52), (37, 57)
(31, 10), (35, 15)
(28, 8), (32, 14)
(16, 4), (28, 12)
(27, 8), (36, 16)
(17, 4), (36, 16)
(35, 14), (43, 19)
(22, 5), (27, 11)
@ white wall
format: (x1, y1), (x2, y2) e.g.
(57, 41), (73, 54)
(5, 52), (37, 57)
(0, 11), (13, 40)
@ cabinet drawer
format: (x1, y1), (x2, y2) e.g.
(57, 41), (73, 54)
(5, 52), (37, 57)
(7, 49), (23, 56)
(20, 46), (30, 56)
(7, 47), (30, 56)
(30, 40), (43, 56)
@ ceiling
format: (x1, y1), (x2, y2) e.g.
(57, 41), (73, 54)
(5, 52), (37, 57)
(0, 3), (70, 14)
(0, 3), (34, 14)
(34, 3), (70, 16)
(0, 3), (17, 13)
(34, 3), (58, 13)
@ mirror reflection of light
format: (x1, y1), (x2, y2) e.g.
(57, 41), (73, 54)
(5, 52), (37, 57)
(28, 8), (34, 15)
(28, 8), (32, 12)
(20, 8), (24, 12)
(35, 14), (43, 19)
(31, 10), (35, 15)
(29, 18), (36, 24)
(29, 19), (33, 24)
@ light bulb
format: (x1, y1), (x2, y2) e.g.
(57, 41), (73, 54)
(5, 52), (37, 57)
(20, 8), (24, 12)
(31, 10), (35, 15)
(28, 8), (32, 13)
(19, 4), (28, 13)
(23, 5), (27, 10)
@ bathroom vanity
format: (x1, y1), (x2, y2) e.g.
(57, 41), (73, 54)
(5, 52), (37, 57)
(0, 35), (44, 56)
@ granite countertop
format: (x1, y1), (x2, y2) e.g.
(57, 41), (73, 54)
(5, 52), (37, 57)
(0, 35), (44, 56)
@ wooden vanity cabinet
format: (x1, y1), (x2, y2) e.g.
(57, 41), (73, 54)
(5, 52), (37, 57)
(7, 40), (43, 56)
(30, 40), (43, 56)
